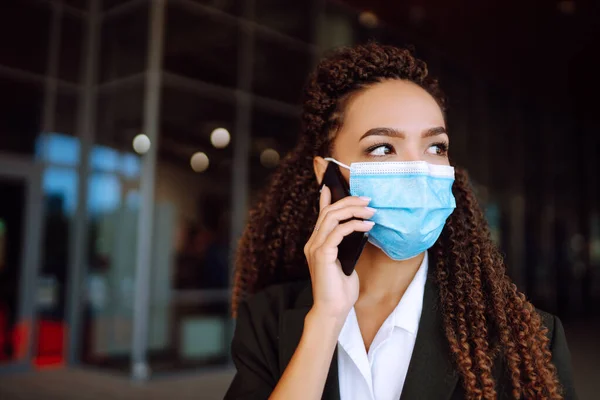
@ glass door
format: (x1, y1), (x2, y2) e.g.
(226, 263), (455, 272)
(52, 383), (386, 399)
(0, 155), (42, 373)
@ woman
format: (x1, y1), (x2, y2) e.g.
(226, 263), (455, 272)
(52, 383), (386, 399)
(225, 43), (576, 399)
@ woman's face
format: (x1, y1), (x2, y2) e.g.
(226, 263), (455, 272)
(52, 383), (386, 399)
(314, 79), (449, 182)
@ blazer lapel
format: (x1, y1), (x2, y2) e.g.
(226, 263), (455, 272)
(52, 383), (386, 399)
(278, 273), (458, 400)
(400, 273), (458, 400)
(280, 284), (341, 400)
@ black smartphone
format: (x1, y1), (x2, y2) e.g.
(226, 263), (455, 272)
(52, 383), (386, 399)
(321, 162), (369, 276)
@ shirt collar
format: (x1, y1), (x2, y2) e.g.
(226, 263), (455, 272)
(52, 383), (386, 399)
(392, 251), (429, 335)
(338, 251), (429, 349)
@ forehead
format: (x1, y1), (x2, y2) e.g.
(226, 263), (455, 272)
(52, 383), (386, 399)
(341, 79), (444, 133)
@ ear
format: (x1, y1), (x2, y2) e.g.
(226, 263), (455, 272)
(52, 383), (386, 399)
(313, 156), (328, 185)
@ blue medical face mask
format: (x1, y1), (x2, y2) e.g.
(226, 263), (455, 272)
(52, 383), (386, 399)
(324, 158), (456, 261)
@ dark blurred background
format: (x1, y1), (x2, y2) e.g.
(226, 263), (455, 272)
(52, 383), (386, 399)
(0, 0), (598, 399)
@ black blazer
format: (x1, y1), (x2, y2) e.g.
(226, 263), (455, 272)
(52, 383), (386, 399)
(225, 275), (577, 399)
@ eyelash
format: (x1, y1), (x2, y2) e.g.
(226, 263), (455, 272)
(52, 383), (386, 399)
(430, 141), (449, 156)
(364, 141), (450, 157)
(365, 142), (393, 156)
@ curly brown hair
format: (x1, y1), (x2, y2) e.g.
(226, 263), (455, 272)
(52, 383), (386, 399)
(232, 42), (562, 399)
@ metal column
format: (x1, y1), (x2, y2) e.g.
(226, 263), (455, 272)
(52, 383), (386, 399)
(228, 0), (255, 280)
(66, 0), (100, 365)
(131, 0), (166, 381)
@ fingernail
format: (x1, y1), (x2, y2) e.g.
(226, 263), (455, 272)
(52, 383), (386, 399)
(365, 207), (377, 213)
(359, 196), (371, 202)
(363, 220), (375, 226)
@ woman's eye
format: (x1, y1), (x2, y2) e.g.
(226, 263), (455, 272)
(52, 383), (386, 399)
(368, 144), (394, 156)
(426, 143), (448, 156)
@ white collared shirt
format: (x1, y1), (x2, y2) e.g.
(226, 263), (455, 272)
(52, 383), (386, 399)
(337, 252), (428, 400)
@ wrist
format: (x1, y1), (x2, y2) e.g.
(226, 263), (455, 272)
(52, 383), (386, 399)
(306, 305), (347, 332)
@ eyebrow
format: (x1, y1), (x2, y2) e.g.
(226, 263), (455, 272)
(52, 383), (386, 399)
(359, 126), (447, 141)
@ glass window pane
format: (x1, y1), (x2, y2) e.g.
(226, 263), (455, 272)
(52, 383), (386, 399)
(90, 146), (121, 173)
(0, 77), (44, 156)
(142, 84), (235, 373)
(253, 33), (312, 104)
(58, 14), (83, 83)
(99, 2), (149, 83)
(62, 0), (87, 10)
(81, 82), (144, 372)
(120, 153), (141, 180)
(37, 133), (81, 167)
(255, 0), (314, 43)
(0, 178), (27, 365)
(88, 173), (122, 216)
(43, 166), (78, 216)
(164, 4), (238, 87)
(186, 0), (243, 16)
(95, 81), (145, 152)
(0, 0), (51, 75)
(317, 2), (356, 51)
(102, 0), (135, 11)
(250, 105), (300, 193)
(36, 165), (77, 367)
(36, 89), (80, 165)
(54, 89), (80, 137)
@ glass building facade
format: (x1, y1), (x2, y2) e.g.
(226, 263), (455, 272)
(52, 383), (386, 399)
(0, 0), (598, 382)
(0, 0), (379, 378)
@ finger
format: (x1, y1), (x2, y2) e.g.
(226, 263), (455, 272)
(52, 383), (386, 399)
(319, 184), (331, 212)
(320, 220), (375, 250)
(306, 185), (332, 251)
(315, 194), (371, 231)
(312, 206), (376, 245)
(328, 194), (371, 210)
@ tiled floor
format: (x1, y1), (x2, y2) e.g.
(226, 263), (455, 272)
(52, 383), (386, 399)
(0, 368), (235, 400)
(0, 319), (598, 400)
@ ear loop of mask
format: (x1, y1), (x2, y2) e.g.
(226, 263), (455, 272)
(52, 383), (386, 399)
(324, 157), (351, 170)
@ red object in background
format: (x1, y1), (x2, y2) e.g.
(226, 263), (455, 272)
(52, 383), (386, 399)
(33, 320), (66, 369)
(12, 320), (30, 360)
(0, 305), (31, 363)
(0, 304), (65, 368)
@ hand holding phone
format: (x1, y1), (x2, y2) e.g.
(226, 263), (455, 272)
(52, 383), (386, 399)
(320, 162), (370, 276)
(304, 184), (375, 319)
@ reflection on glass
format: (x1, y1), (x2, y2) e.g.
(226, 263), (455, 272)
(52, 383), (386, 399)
(88, 173), (122, 216)
(121, 154), (141, 180)
(91, 145), (120, 173)
(35, 116), (144, 371)
(37, 133), (81, 167)
(43, 167), (78, 217)
(35, 130), (145, 369)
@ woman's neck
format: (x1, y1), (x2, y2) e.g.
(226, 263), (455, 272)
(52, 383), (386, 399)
(354, 244), (425, 304)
